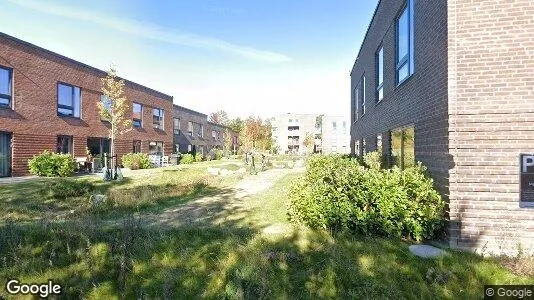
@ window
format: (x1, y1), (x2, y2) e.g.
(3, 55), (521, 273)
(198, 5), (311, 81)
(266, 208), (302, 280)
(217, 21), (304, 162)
(396, 0), (415, 85)
(149, 141), (164, 155)
(0, 66), (13, 108)
(362, 139), (367, 155)
(56, 135), (73, 154)
(355, 140), (360, 156)
(212, 130), (216, 140)
(376, 46), (384, 101)
(57, 83), (81, 118)
(153, 108), (164, 129)
(342, 121), (347, 134)
(390, 127), (415, 169)
(332, 121), (337, 131)
(87, 137), (110, 157)
(133, 103), (143, 128)
(188, 121), (193, 136)
(99, 95), (112, 122)
(288, 126), (299, 131)
(353, 87), (359, 121)
(187, 144), (192, 152)
(133, 140), (141, 153)
(217, 131), (221, 141)
(360, 75), (366, 115)
(198, 124), (204, 138)
(173, 118), (180, 134)
(377, 134), (383, 153)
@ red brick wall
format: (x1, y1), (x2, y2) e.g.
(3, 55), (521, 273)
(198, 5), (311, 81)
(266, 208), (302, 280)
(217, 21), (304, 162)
(448, 0), (534, 254)
(0, 34), (174, 175)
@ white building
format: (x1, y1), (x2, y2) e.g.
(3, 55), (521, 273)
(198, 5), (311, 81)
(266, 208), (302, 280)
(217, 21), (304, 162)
(321, 116), (351, 154)
(271, 113), (350, 155)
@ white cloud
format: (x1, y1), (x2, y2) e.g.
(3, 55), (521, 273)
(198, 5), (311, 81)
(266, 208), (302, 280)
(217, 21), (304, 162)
(6, 0), (292, 63)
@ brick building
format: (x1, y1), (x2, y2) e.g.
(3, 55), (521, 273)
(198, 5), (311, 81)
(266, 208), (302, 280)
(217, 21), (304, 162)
(0, 32), (175, 176)
(350, 0), (534, 254)
(172, 105), (238, 156)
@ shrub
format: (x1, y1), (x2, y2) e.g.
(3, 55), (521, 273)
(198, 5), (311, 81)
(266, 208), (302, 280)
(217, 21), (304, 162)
(194, 153), (204, 162)
(121, 153), (151, 170)
(180, 153), (194, 164)
(43, 179), (95, 199)
(28, 150), (77, 177)
(288, 154), (445, 241)
(214, 149), (224, 160)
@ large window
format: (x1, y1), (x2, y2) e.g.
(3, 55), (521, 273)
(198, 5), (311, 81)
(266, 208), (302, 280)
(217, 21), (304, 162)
(133, 103), (143, 128)
(360, 75), (366, 115)
(173, 118), (180, 134)
(153, 108), (164, 129)
(149, 141), (164, 155)
(391, 127), (415, 169)
(396, 0), (415, 85)
(56, 135), (73, 154)
(57, 83), (81, 118)
(0, 66), (12, 107)
(376, 46), (384, 101)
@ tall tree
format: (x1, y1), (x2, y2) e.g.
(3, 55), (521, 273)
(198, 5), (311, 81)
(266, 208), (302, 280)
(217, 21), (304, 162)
(240, 116), (272, 151)
(209, 110), (229, 125)
(98, 67), (132, 170)
(227, 117), (244, 133)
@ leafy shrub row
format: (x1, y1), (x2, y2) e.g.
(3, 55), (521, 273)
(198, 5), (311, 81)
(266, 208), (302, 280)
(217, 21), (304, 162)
(121, 153), (151, 170)
(287, 154), (445, 241)
(28, 151), (77, 177)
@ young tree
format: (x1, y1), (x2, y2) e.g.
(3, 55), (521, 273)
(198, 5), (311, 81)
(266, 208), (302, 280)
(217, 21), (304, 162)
(98, 67), (132, 172)
(209, 110), (229, 125)
(303, 132), (314, 152)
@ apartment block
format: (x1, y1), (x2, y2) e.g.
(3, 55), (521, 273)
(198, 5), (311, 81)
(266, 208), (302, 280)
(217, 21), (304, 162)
(173, 105), (238, 156)
(321, 116), (351, 154)
(271, 114), (318, 155)
(350, 0), (534, 254)
(0, 33), (174, 176)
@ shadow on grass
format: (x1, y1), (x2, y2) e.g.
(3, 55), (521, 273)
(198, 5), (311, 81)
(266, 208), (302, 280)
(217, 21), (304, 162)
(1, 213), (532, 299)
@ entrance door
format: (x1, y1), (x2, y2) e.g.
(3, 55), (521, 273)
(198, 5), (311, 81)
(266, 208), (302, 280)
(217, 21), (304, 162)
(0, 132), (12, 177)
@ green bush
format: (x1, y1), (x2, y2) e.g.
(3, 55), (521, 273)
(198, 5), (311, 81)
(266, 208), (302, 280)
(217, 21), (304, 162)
(28, 150), (77, 177)
(214, 150), (224, 160)
(180, 153), (194, 164)
(194, 153), (204, 162)
(287, 154), (445, 241)
(121, 153), (151, 170)
(43, 179), (95, 199)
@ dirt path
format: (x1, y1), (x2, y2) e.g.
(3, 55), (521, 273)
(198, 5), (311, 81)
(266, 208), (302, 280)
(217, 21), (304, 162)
(143, 167), (304, 228)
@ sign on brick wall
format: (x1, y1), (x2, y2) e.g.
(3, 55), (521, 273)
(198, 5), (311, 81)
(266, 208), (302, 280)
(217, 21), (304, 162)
(520, 154), (534, 202)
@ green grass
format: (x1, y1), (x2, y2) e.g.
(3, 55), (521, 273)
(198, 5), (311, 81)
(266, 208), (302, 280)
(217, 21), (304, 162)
(0, 168), (532, 299)
(0, 160), (241, 222)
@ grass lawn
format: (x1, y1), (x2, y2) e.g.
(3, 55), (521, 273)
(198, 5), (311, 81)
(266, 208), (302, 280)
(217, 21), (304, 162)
(0, 166), (532, 299)
(0, 160), (242, 222)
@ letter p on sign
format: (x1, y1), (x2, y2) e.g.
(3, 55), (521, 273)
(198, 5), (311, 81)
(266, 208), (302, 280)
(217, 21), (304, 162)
(523, 155), (534, 173)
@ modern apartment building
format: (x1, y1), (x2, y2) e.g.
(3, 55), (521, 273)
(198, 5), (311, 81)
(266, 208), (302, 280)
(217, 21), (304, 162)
(173, 105), (238, 156)
(321, 115), (351, 154)
(271, 113), (318, 155)
(0, 32), (174, 176)
(350, 0), (534, 253)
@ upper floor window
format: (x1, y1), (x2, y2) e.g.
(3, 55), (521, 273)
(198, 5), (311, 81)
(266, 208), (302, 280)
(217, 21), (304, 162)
(376, 46), (384, 101)
(100, 95), (112, 122)
(0, 66), (13, 108)
(396, 0), (415, 85)
(188, 121), (193, 136)
(133, 103), (143, 128)
(198, 124), (204, 138)
(173, 118), (180, 134)
(353, 87), (359, 121)
(360, 75), (366, 115)
(332, 121), (337, 131)
(153, 108), (164, 129)
(57, 83), (81, 118)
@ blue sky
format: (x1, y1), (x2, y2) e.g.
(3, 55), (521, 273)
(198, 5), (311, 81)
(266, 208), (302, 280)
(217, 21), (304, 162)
(1, 0), (378, 119)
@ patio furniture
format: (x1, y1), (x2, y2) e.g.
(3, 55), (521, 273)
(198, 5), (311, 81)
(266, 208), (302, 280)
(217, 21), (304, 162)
(149, 155), (162, 167)
(161, 156), (170, 167)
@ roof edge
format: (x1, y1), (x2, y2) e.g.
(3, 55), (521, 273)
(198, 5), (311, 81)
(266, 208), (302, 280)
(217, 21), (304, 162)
(0, 32), (174, 102)
(350, 0), (382, 76)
